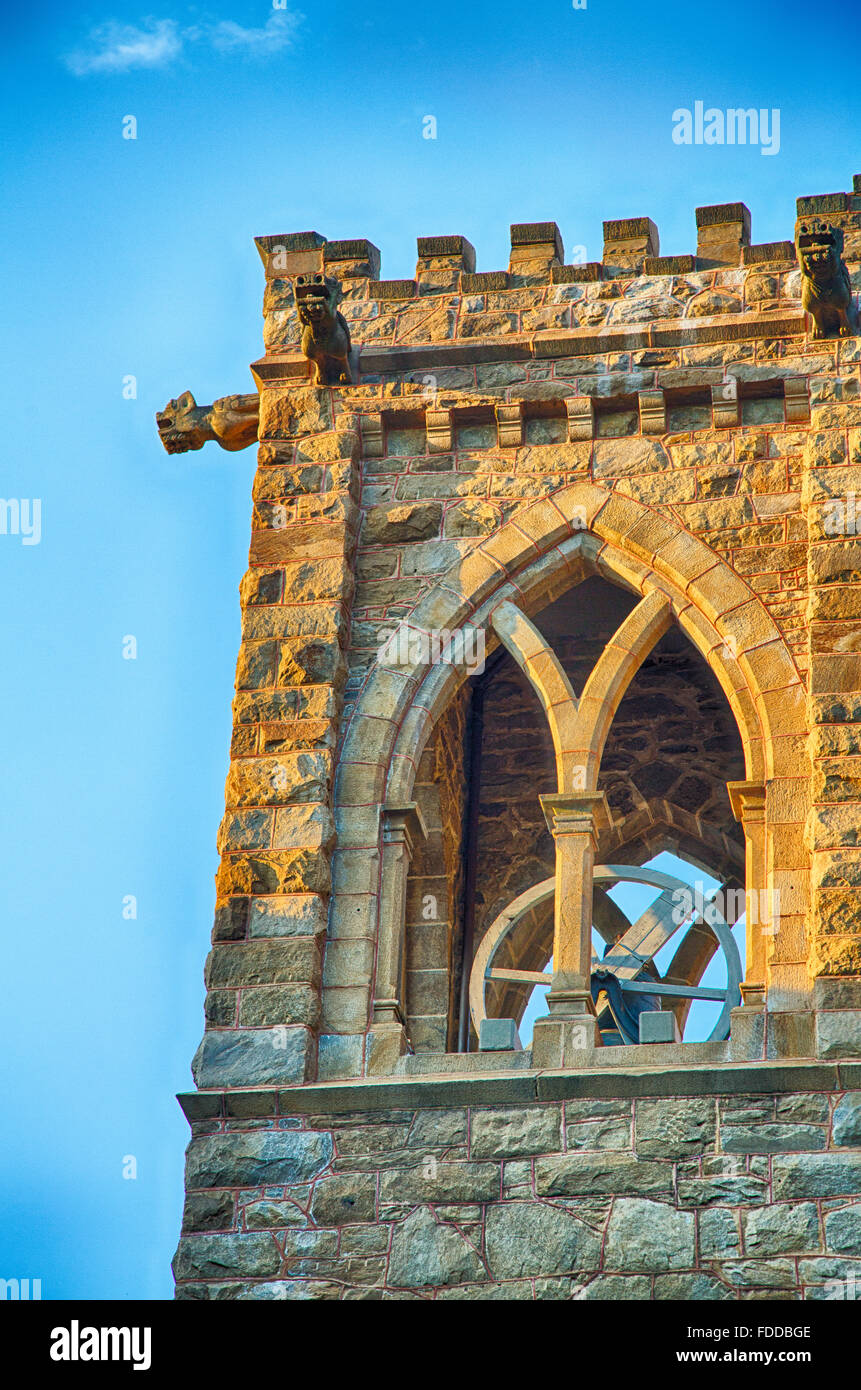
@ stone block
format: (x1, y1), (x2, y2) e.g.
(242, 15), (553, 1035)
(191, 1026), (313, 1088)
(635, 1097), (715, 1158)
(317, 1033), (364, 1081)
(602, 217), (659, 275)
(677, 1174), (769, 1207)
(833, 1093), (861, 1146)
(407, 1109), (468, 1148)
(638, 1010), (680, 1043)
(244, 1199), (306, 1229)
(310, 1174), (376, 1226)
(186, 1129), (332, 1189)
(824, 1205), (861, 1255)
(388, 1206), (485, 1288)
(485, 1202), (600, 1280)
(654, 1273), (734, 1300)
(380, 1162), (500, 1204)
(772, 1152), (861, 1200)
(182, 1192), (235, 1233)
(173, 1233), (281, 1281)
(729, 1006), (766, 1061)
(206, 939), (321, 990)
(817, 1011), (861, 1060)
(478, 1018), (522, 1052)
(604, 1198), (695, 1271)
(742, 1203), (821, 1255)
(696, 202), (751, 267)
(535, 1153), (672, 1198)
(722, 1122), (826, 1154)
(565, 1119), (631, 1151)
(716, 1258), (796, 1289)
(470, 1105), (562, 1159)
(766, 1012), (816, 1060)
(699, 1207), (740, 1259)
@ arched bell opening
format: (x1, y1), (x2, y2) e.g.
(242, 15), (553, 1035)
(401, 571), (748, 1052)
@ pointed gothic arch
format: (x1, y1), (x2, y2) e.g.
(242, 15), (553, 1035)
(327, 481), (807, 1068)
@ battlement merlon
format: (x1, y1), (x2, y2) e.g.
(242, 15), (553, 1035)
(251, 180), (861, 296)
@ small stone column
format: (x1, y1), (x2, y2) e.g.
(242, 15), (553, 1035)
(728, 780), (768, 1007)
(368, 803), (428, 1072)
(532, 792), (607, 1066)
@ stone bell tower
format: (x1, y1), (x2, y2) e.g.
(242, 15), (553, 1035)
(163, 183), (861, 1300)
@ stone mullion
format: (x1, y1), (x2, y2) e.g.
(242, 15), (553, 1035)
(367, 803), (428, 1074)
(727, 781), (768, 1004)
(193, 386), (359, 1089)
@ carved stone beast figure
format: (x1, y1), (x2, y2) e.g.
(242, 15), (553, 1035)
(796, 220), (857, 339)
(156, 391), (259, 454)
(295, 273), (353, 385)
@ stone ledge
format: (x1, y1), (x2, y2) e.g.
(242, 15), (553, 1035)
(249, 311), (809, 387)
(177, 1060), (850, 1121)
(395, 1050), (534, 1075)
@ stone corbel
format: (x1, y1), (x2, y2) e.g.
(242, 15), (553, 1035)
(566, 396), (594, 442)
(495, 402), (524, 449)
(712, 380), (740, 429)
(156, 390), (259, 454)
(638, 389), (666, 435)
(426, 408), (453, 454)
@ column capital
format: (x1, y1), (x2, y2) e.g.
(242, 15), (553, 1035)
(382, 802), (428, 856)
(727, 779), (766, 824)
(540, 790), (609, 837)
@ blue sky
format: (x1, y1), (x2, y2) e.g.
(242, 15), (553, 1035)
(1, 0), (858, 1301)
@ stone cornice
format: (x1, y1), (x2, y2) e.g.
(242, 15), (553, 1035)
(176, 1060), (852, 1120)
(251, 312), (808, 387)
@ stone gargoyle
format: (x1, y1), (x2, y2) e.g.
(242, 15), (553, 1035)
(156, 391), (259, 454)
(795, 220), (857, 339)
(295, 273), (353, 386)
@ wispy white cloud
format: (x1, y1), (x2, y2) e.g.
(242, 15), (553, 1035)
(210, 13), (299, 55)
(63, 11), (300, 76)
(64, 20), (183, 76)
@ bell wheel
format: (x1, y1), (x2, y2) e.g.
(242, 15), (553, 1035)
(470, 864), (743, 1045)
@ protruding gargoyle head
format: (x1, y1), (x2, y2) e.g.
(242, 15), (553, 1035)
(294, 273), (340, 330)
(796, 220), (845, 284)
(156, 390), (210, 454)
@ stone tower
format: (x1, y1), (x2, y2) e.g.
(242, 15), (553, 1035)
(164, 183), (861, 1300)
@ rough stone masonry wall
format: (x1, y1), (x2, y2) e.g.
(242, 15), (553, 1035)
(174, 1078), (861, 1300)
(193, 391), (361, 1090)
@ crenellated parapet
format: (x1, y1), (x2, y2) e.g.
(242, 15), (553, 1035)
(249, 181), (861, 390)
